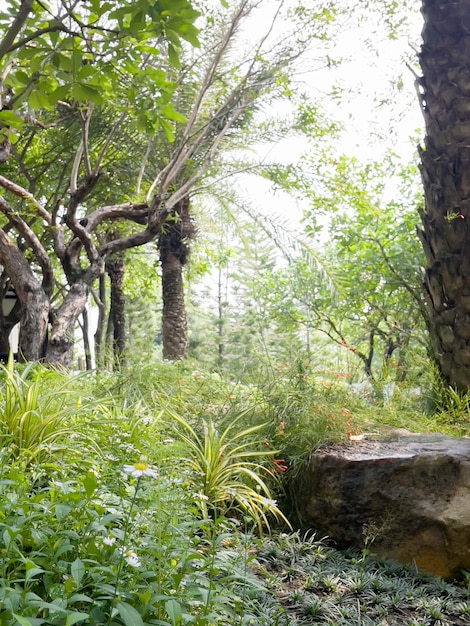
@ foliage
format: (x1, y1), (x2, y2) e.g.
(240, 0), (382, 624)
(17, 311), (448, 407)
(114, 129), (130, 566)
(0, 356), (101, 468)
(169, 407), (290, 533)
(0, 355), (468, 624)
(256, 532), (470, 625)
(261, 150), (428, 393)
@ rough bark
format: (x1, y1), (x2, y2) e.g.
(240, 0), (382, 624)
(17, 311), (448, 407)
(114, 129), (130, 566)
(106, 256), (126, 365)
(158, 197), (195, 360)
(161, 252), (188, 360)
(45, 281), (90, 367)
(0, 229), (49, 360)
(417, 0), (470, 389)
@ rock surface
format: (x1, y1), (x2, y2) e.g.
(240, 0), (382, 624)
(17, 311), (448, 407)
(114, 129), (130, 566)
(291, 434), (470, 579)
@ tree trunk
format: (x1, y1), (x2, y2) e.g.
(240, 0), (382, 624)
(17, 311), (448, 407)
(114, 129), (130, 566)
(106, 257), (126, 366)
(217, 264), (224, 367)
(418, 0), (470, 389)
(161, 252), (188, 359)
(0, 277), (21, 355)
(93, 274), (107, 368)
(45, 281), (90, 367)
(0, 230), (49, 360)
(81, 308), (92, 370)
(158, 197), (195, 360)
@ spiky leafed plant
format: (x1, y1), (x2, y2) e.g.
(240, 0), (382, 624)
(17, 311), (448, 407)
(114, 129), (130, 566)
(0, 355), (101, 467)
(417, 0), (470, 389)
(169, 407), (291, 534)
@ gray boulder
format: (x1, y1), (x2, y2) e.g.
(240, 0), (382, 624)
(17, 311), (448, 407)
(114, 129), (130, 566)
(291, 434), (470, 579)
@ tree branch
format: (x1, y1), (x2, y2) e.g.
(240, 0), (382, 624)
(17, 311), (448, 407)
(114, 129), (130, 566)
(0, 196), (54, 294)
(146, 0), (252, 201)
(0, 175), (52, 224)
(0, 0), (35, 62)
(99, 195), (166, 259)
(93, 111), (127, 176)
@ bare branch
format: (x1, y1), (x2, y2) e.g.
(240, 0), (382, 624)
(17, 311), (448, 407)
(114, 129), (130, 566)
(146, 0), (252, 201)
(81, 105), (94, 177)
(93, 110), (127, 176)
(136, 140), (153, 197)
(99, 195), (166, 259)
(0, 0), (35, 62)
(0, 196), (54, 294)
(70, 141), (84, 195)
(6, 24), (69, 55)
(85, 201), (150, 231)
(0, 175), (52, 224)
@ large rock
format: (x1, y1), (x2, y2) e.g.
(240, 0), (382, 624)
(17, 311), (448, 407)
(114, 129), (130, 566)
(291, 434), (470, 579)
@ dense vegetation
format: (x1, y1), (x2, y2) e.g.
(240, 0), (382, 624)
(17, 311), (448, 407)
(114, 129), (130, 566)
(2, 0), (470, 623)
(0, 354), (469, 625)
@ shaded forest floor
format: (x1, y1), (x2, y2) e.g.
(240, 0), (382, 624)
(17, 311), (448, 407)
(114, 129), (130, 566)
(250, 533), (470, 625)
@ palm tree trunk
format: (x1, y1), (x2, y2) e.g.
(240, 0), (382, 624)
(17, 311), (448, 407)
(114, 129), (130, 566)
(161, 251), (188, 360)
(418, 0), (470, 389)
(158, 197), (195, 361)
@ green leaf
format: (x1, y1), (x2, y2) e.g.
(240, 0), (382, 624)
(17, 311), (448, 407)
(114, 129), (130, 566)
(71, 558), (85, 586)
(25, 566), (45, 582)
(165, 598), (182, 625)
(28, 89), (50, 110)
(71, 82), (103, 105)
(14, 70), (30, 85)
(83, 471), (98, 497)
(168, 44), (180, 68)
(55, 503), (71, 520)
(160, 103), (186, 123)
(116, 601), (144, 626)
(12, 616), (35, 626)
(160, 118), (175, 142)
(65, 612), (90, 626)
(0, 110), (24, 129)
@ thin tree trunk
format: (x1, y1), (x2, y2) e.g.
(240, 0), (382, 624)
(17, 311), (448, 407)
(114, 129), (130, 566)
(93, 274), (106, 368)
(105, 305), (114, 370)
(217, 264), (224, 366)
(106, 257), (126, 366)
(418, 0), (470, 389)
(81, 308), (92, 370)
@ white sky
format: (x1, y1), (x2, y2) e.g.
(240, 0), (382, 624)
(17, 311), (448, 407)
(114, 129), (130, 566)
(231, 1), (425, 240)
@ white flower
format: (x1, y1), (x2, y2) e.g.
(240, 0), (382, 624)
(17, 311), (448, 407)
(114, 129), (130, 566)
(122, 462), (158, 479)
(123, 550), (141, 568)
(103, 537), (116, 546)
(193, 492), (209, 501)
(260, 497), (278, 508)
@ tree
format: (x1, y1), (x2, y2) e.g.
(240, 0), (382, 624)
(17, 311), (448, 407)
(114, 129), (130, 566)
(417, 0), (470, 390)
(0, 0), (200, 365)
(0, 0), (341, 366)
(262, 147), (429, 388)
(145, 0), (340, 360)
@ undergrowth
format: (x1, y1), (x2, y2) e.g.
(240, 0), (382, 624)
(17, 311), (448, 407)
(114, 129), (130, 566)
(0, 356), (468, 624)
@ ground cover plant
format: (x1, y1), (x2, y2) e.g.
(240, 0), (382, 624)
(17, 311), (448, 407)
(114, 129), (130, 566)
(0, 357), (469, 624)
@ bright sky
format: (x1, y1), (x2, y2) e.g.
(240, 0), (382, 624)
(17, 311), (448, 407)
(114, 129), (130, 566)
(233, 1), (425, 239)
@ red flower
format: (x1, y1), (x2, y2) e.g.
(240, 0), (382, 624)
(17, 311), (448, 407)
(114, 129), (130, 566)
(273, 459), (288, 473)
